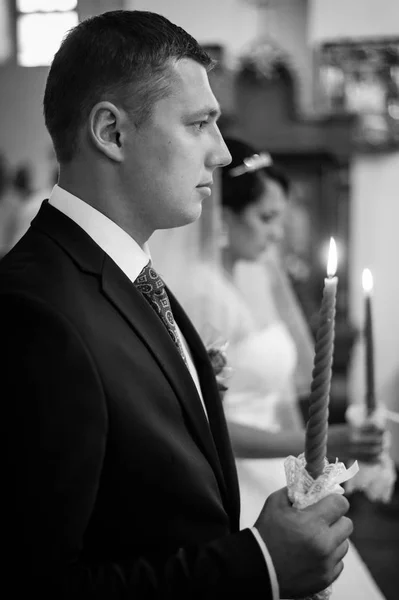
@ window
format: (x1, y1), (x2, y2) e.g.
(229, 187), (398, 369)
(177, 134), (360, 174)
(0, 1), (13, 63)
(16, 0), (78, 67)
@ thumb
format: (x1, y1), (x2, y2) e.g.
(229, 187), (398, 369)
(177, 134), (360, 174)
(305, 493), (350, 525)
(268, 486), (292, 509)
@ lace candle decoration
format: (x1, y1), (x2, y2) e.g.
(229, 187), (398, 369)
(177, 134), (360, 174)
(305, 238), (338, 479)
(362, 268), (376, 415)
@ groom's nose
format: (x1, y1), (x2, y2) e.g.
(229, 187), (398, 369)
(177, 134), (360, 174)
(211, 130), (232, 170)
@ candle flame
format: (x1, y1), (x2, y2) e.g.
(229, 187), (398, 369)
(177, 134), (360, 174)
(362, 268), (374, 294)
(327, 237), (337, 277)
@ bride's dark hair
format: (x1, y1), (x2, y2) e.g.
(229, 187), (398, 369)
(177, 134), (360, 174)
(221, 137), (290, 214)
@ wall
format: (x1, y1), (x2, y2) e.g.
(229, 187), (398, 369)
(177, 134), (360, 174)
(256, 0), (313, 113)
(309, 0), (399, 464)
(126, 0), (313, 112)
(0, 0), (123, 190)
(126, 0), (259, 64)
(309, 0), (399, 41)
(0, 65), (50, 190)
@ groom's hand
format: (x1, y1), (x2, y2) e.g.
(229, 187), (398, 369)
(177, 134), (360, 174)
(254, 487), (353, 599)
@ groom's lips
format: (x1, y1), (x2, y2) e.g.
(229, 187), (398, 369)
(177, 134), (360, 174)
(197, 181), (213, 188)
(196, 181), (213, 196)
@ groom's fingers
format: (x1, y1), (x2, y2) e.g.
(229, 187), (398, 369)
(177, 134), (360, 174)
(329, 517), (353, 555)
(325, 541), (350, 586)
(335, 539), (350, 562)
(269, 488), (351, 528)
(303, 494), (350, 525)
(331, 557), (345, 584)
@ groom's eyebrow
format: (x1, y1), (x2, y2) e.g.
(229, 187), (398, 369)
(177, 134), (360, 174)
(189, 105), (221, 121)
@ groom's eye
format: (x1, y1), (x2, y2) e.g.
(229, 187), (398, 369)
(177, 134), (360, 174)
(193, 120), (209, 131)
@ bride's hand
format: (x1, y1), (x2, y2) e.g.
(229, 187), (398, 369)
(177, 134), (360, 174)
(327, 423), (385, 463)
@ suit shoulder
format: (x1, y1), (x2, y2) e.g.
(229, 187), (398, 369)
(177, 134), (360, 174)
(0, 226), (91, 305)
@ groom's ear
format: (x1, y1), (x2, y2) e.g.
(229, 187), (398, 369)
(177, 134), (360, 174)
(88, 101), (126, 163)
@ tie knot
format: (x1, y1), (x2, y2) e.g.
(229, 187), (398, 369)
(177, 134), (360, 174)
(135, 262), (165, 295)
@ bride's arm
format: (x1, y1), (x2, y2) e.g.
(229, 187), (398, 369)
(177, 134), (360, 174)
(227, 421), (384, 462)
(227, 421), (306, 459)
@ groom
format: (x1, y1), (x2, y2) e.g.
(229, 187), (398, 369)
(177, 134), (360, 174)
(1, 10), (352, 599)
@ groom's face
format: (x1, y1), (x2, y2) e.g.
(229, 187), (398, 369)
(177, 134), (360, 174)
(122, 58), (231, 235)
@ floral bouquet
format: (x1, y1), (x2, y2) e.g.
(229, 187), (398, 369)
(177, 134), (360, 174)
(205, 336), (233, 399)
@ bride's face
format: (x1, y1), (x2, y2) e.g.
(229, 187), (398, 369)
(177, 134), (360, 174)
(226, 177), (287, 262)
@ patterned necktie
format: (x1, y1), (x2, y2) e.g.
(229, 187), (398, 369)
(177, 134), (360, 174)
(135, 262), (188, 366)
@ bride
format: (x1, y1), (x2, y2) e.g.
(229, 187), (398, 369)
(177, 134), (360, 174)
(150, 137), (386, 599)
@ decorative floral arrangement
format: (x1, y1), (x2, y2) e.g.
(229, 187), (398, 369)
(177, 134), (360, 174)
(238, 38), (294, 82)
(207, 341), (233, 397)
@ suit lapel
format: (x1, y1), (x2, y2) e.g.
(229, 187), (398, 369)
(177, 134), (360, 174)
(170, 291), (240, 528)
(101, 257), (238, 520)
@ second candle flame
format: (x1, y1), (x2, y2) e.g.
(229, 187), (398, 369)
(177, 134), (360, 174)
(362, 268), (374, 294)
(327, 237), (338, 278)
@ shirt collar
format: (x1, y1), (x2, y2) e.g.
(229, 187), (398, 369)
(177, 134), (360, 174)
(49, 184), (150, 283)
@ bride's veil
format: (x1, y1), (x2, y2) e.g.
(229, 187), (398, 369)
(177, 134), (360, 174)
(149, 166), (315, 404)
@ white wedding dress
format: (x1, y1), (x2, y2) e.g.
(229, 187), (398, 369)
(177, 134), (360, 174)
(181, 260), (386, 600)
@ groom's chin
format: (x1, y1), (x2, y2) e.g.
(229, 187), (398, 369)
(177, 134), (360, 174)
(171, 205), (204, 229)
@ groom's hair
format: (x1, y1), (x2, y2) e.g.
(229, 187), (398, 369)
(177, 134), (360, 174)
(43, 10), (213, 163)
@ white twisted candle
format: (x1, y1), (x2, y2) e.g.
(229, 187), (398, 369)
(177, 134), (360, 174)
(305, 238), (338, 479)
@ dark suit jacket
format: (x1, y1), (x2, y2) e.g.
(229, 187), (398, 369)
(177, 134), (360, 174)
(1, 202), (272, 598)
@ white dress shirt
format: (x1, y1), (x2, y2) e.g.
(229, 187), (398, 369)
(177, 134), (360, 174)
(48, 184), (279, 600)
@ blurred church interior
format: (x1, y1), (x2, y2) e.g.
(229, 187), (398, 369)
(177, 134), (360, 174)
(0, 1), (398, 597)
